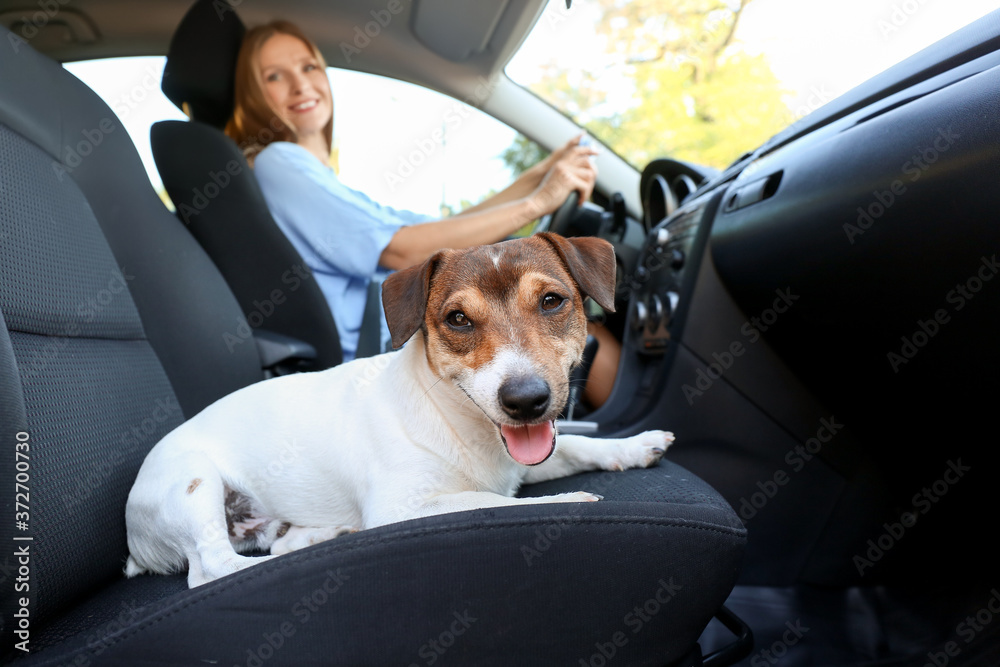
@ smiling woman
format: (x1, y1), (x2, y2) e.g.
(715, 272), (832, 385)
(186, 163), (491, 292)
(220, 19), (616, 387)
(225, 21), (334, 164)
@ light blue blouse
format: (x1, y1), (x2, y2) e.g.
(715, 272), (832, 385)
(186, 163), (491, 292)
(253, 141), (434, 361)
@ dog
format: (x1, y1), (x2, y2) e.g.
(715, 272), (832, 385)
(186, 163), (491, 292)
(125, 233), (674, 587)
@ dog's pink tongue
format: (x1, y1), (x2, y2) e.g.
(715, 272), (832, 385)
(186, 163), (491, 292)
(501, 421), (555, 465)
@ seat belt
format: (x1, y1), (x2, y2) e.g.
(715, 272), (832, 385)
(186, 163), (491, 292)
(354, 279), (383, 358)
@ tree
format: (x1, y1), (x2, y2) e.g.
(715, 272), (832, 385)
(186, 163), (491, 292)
(501, 135), (549, 177)
(503, 0), (790, 171)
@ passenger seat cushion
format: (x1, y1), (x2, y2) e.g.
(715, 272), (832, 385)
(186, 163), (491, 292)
(8, 461), (746, 667)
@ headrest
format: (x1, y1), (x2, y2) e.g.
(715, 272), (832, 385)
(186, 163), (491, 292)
(161, 0), (246, 129)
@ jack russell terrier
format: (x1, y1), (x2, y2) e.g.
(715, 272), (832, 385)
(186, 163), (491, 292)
(125, 233), (674, 587)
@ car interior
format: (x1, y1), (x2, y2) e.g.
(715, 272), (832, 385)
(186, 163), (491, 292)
(1, 0), (999, 665)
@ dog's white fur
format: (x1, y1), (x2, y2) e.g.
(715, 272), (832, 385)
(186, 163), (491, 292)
(125, 238), (673, 588)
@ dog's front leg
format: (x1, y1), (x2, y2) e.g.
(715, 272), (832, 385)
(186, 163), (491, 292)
(521, 430), (674, 484)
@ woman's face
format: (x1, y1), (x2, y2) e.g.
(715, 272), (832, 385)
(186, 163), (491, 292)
(258, 32), (332, 139)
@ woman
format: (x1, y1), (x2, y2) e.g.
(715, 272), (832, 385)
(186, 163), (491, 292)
(225, 21), (619, 408)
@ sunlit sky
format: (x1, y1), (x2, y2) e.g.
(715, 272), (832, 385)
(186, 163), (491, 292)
(737, 0), (999, 113)
(66, 0), (999, 217)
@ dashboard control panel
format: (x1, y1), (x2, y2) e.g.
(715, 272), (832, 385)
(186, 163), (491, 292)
(627, 201), (708, 355)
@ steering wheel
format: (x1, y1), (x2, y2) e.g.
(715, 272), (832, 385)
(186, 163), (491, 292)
(540, 190), (580, 237)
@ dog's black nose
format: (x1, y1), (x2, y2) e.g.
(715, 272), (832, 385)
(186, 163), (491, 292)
(499, 376), (551, 421)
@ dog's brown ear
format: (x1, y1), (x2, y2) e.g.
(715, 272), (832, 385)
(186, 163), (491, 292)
(382, 253), (441, 349)
(537, 233), (617, 313)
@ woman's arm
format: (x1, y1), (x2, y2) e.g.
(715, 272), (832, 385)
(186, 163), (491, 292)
(379, 138), (598, 270)
(379, 197), (537, 270)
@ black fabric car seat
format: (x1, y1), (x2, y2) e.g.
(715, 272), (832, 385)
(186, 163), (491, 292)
(0, 17), (748, 667)
(153, 0), (343, 370)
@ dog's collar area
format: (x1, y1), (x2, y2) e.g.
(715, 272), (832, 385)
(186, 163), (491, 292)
(497, 420), (556, 466)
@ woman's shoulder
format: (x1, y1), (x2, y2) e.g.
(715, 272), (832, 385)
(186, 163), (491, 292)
(255, 141), (314, 168)
(254, 142), (335, 193)
(260, 142), (336, 175)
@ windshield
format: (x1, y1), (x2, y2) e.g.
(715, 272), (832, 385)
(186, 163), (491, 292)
(507, 0), (998, 170)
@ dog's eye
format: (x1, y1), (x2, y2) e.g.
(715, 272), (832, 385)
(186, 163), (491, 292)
(446, 311), (472, 329)
(541, 294), (565, 311)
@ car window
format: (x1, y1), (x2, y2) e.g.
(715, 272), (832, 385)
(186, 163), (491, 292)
(506, 0), (999, 170)
(326, 68), (539, 218)
(64, 57), (541, 219)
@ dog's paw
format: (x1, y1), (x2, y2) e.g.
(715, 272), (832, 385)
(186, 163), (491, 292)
(551, 491), (603, 503)
(605, 430), (674, 471)
(270, 524), (359, 556)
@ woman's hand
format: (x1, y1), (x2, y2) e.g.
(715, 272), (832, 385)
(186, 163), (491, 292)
(538, 134), (593, 173)
(527, 136), (599, 217)
(522, 134), (597, 185)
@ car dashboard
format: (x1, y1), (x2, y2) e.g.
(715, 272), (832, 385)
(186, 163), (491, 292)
(593, 13), (1000, 605)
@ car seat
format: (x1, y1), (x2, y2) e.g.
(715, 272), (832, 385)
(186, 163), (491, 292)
(0, 13), (749, 667)
(153, 0), (344, 370)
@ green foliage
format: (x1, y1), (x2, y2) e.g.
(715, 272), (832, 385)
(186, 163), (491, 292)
(458, 185), (539, 237)
(500, 135), (549, 177)
(457, 188), (501, 211)
(609, 50), (789, 167)
(505, 0), (791, 171)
